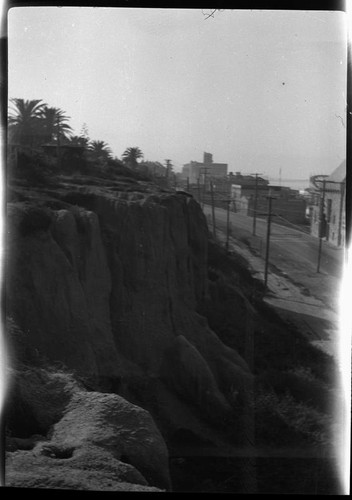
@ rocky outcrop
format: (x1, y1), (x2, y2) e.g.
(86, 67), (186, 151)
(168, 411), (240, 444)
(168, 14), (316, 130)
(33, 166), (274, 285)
(6, 450), (163, 492)
(7, 188), (250, 385)
(5, 365), (170, 491)
(6, 181), (254, 454)
(49, 390), (171, 490)
(6, 168), (338, 494)
(6, 202), (132, 380)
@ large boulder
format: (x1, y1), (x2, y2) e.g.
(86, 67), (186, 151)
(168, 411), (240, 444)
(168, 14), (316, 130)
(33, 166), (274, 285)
(5, 366), (171, 491)
(50, 391), (171, 490)
(5, 447), (162, 492)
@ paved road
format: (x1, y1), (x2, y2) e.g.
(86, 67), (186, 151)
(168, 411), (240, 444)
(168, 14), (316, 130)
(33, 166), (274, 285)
(203, 204), (347, 362)
(203, 205), (344, 279)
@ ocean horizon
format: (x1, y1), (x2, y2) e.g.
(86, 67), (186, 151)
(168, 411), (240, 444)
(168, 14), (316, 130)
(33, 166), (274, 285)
(268, 178), (309, 191)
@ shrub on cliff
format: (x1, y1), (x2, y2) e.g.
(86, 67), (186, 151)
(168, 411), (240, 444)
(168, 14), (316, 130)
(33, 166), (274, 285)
(254, 387), (332, 447)
(7, 202), (53, 236)
(207, 239), (256, 290)
(252, 306), (337, 385)
(260, 366), (336, 415)
(8, 147), (57, 186)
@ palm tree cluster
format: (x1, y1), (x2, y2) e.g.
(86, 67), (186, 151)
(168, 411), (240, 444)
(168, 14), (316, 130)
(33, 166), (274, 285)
(8, 98), (113, 163)
(8, 98), (73, 147)
(8, 98), (149, 170)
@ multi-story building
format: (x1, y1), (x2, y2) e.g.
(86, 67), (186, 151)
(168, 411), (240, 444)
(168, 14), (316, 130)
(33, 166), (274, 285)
(181, 160), (203, 184)
(182, 152), (228, 184)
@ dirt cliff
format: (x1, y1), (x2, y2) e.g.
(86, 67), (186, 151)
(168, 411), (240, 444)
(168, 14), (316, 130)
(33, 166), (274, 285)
(6, 169), (253, 449)
(5, 164), (338, 492)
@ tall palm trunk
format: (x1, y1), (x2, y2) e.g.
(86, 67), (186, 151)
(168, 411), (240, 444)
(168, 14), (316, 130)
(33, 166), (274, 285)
(56, 123), (61, 167)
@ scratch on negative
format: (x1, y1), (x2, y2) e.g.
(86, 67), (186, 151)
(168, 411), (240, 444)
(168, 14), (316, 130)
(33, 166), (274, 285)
(335, 114), (345, 128)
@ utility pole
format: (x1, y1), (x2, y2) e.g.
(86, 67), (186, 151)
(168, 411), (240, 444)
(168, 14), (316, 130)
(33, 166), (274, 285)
(226, 199), (230, 252)
(337, 181), (345, 247)
(264, 196), (274, 291)
(317, 178), (327, 273)
(187, 177), (190, 192)
(199, 166), (210, 206)
(15, 145), (19, 170)
(197, 177), (202, 206)
(210, 181), (216, 238)
(56, 121), (61, 168)
(251, 173), (263, 236)
(165, 159), (172, 185)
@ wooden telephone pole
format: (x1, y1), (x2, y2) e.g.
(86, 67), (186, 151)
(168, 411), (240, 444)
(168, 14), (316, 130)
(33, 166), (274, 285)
(56, 122), (61, 168)
(199, 166), (210, 208)
(264, 195), (274, 291)
(210, 181), (216, 238)
(197, 177), (201, 205)
(226, 200), (230, 252)
(251, 173), (263, 236)
(316, 178), (327, 274)
(165, 159), (172, 186)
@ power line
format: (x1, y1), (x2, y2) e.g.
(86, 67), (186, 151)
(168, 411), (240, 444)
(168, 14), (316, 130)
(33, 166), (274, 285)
(252, 207), (309, 216)
(273, 214), (311, 234)
(269, 178), (309, 182)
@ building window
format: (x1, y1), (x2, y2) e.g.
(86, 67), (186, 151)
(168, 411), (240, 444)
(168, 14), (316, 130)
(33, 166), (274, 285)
(332, 214), (336, 225)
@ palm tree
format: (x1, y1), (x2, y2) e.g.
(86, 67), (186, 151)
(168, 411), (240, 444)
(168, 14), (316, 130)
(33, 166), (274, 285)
(88, 140), (112, 162)
(8, 98), (46, 146)
(39, 106), (73, 144)
(122, 147), (144, 169)
(69, 135), (90, 148)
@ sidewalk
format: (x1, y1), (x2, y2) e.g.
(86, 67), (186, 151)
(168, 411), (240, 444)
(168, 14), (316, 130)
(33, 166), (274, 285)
(214, 228), (342, 360)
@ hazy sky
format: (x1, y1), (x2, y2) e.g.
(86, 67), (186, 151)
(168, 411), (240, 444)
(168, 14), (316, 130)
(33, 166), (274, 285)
(8, 7), (347, 182)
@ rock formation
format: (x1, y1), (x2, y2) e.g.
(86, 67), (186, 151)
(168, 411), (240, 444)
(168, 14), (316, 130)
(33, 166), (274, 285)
(5, 172), (258, 491)
(6, 181), (253, 435)
(5, 364), (170, 491)
(6, 169), (335, 493)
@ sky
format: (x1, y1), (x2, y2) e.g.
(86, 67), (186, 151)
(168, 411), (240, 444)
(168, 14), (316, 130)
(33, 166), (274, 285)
(7, 7), (348, 187)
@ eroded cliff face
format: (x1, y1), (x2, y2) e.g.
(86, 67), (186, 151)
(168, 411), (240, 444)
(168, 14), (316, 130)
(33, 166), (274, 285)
(6, 180), (253, 442)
